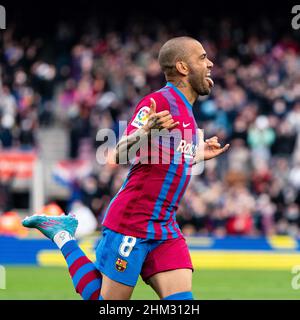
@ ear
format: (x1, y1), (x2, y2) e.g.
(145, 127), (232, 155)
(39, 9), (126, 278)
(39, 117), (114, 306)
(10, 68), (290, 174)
(175, 61), (189, 76)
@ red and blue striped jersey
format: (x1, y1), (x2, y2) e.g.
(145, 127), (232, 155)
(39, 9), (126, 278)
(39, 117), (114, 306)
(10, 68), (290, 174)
(102, 82), (199, 240)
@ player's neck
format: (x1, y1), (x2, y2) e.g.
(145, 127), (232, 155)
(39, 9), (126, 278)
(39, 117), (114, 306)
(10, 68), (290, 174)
(167, 79), (197, 105)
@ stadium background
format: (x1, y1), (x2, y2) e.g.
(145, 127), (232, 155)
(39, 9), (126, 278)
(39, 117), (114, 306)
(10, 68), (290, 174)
(0, 0), (300, 299)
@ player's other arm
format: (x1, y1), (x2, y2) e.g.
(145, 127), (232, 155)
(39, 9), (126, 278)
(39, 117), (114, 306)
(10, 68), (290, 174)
(115, 98), (179, 164)
(193, 128), (230, 165)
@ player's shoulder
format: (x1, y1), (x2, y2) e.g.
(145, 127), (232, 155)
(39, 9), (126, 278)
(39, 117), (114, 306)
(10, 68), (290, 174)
(126, 87), (170, 133)
(137, 89), (169, 112)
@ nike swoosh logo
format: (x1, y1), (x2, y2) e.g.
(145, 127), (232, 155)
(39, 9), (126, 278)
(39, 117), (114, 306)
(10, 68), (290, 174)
(183, 122), (190, 128)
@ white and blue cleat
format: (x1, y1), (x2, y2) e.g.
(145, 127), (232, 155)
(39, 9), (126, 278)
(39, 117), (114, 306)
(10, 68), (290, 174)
(22, 214), (78, 240)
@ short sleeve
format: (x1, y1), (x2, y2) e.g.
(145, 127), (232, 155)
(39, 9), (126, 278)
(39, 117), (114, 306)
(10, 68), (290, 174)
(124, 93), (169, 136)
(124, 97), (152, 135)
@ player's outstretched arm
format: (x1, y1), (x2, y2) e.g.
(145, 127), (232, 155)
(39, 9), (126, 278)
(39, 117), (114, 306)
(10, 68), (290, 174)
(115, 98), (179, 164)
(193, 129), (230, 165)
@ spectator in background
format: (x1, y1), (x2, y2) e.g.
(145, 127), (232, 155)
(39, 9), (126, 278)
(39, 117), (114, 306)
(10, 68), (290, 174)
(247, 115), (275, 162)
(271, 120), (297, 157)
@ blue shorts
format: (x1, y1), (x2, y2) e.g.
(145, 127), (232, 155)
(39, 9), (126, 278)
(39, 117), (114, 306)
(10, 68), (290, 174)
(95, 227), (164, 287)
(95, 227), (193, 287)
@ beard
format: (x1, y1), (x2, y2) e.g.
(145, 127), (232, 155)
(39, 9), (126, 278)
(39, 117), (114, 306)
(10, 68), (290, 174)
(188, 69), (212, 96)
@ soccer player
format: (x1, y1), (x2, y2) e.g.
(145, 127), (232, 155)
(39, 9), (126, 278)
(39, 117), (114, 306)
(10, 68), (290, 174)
(23, 36), (230, 300)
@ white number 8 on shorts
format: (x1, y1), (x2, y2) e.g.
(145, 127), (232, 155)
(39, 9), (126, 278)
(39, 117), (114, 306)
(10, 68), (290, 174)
(119, 236), (137, 257)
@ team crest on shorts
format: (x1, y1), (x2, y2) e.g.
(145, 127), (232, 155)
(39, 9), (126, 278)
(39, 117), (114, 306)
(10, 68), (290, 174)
(115, 258), (127, 272)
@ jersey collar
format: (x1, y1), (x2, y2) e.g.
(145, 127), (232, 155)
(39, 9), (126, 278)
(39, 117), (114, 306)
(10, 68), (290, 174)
(166, 81), (193, 110)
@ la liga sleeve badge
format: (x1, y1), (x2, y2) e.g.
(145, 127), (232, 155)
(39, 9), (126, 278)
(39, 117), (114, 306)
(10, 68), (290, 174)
(131, 106), (150, 128)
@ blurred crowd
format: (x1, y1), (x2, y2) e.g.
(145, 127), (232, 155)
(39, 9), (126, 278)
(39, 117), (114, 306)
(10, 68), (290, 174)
(0, 16), (300, 237)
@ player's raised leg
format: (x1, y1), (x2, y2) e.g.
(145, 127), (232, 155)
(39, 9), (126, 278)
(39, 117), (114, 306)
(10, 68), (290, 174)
(100, 274), (134, 300)
(94, 227), (150, 300)
(22, 214), (102, 300)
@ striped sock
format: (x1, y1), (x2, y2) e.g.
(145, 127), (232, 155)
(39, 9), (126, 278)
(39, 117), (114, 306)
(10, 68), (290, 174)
(61, 240), (102, 300)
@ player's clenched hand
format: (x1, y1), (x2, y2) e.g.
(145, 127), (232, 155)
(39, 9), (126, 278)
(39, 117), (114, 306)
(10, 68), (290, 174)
(142, 98), (179, 132)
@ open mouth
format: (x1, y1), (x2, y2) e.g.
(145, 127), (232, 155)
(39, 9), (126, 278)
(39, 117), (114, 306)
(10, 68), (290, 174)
(205, 74), (214, 88)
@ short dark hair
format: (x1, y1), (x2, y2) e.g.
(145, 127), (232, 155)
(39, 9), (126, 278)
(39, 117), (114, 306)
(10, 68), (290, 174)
(158, 36), (197, 76)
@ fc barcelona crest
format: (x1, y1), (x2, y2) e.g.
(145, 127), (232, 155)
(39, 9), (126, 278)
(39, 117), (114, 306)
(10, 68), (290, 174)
(115, 258), (127, 272)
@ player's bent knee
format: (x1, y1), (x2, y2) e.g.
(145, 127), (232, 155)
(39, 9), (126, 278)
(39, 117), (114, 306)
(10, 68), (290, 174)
(162, 291), (193, 300)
